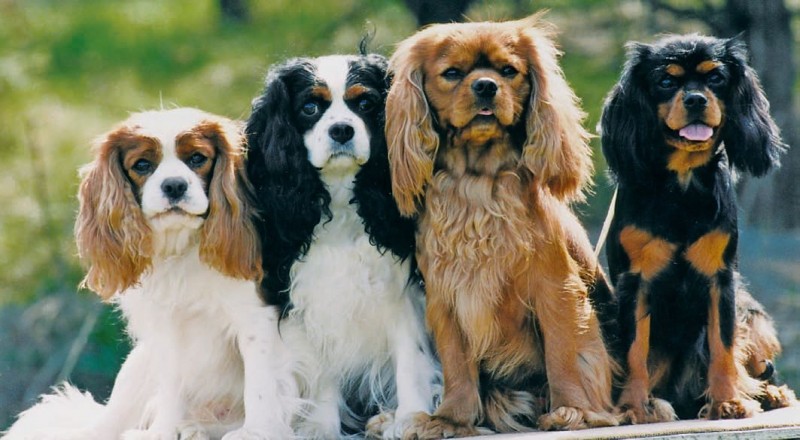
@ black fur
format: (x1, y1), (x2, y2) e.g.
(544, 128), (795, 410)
(245, 55), (416, 316)
(600, 35), (786, 418)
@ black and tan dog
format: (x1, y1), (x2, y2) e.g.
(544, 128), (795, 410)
(600, 34), (795, 422)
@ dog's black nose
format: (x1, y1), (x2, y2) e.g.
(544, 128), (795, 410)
(471, 78), (498, 98)
(683, 92), (708, 111)
(161, 177), (188, 200)
(329, 123), (355, 144)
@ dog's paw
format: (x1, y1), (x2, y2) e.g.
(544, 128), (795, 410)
(401, 412), (479, 440)
(760, 384), (797, 410)
(538, 406), (619, 431)
(366, 411), (395, 439)
(699, 398), (761, 419)
(178, 424), (210, 440)
(617, 397), (677, 424)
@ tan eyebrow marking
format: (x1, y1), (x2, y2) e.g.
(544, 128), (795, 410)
(697, 60), (723, 74)
(311, 85), (332, 101)
(344, 84), (369, 100)
(665, 64), (685, 77)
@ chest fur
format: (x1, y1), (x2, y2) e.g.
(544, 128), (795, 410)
(287, 184), (412, 366)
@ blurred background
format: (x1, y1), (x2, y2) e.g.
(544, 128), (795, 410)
(0, 0), (798, 429)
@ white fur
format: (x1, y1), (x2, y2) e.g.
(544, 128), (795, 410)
(282, 59), (438, 438)
(4, 111), (297, 440)
(304, 56), (371, 169)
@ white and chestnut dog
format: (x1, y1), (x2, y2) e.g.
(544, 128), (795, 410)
(4, 108), (296, 440)
(245, 54), (438, 438)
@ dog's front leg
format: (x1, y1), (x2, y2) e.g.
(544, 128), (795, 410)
(121, 344), (185, 440)
(532, 264), (619, 431)
(614, 280), (675, 424)
(368, 295), (437, 439)
(403, 293), (480, 440)
(223, 305), (296, 440)
(686, 230), (761, 419)
(702, 270), (761, 419)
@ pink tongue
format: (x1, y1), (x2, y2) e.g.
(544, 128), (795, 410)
(678, 123), (713, 141)
(478, 109), (493, 115)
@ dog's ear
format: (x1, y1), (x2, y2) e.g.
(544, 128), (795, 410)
(519, 18), (593, 202)
(75, 127), (152, 300)
(245, 61), (330, 304)
(195, 117), (262, 281)
(599, 42), (661, 183)
(386, 34), (439, 217)
(721, 37), (786, 177)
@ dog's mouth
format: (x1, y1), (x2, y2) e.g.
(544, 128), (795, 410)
(151, 206), (193, 219)
(470, 107), (498, 125)
(666, 122), (718, 150)
(678, 123), (714, 142)
(330, 150), (357, 159)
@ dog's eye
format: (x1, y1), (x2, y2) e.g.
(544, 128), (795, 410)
(442, 68), (464, 80)
(187, 153), (207, 168)
(132, 159), (153, 175)
(357, 97), (375, 113)
(301, 102), (319, 116)
(707, 71), (726, 87)
(500, 65), (518, 77)
(658, 76), (677, 90)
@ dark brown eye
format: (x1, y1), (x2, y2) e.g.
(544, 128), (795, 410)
(658, 76), (677, 90)
(187, 153), (207, 168)
(357, 97), (375, 113)
(707, 71), (726, 87)
(442, 67), (464, 80)
(500, 65), (518, 77)
(302, 102), (319, 116)
(132, 159), (153, 174)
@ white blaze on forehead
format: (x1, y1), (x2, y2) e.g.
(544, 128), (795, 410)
(314, 55), (354, 100)
(128, 108), (209, 151)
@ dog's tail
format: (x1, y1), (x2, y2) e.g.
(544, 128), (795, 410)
(482, 388), (544, 433)
(3, 383), (102, 439)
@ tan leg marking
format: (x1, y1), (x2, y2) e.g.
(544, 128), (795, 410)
(704, 282), (760, 419)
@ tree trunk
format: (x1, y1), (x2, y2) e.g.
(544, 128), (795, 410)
(403, 0), (474, 27)
(721, 0), (799, 229)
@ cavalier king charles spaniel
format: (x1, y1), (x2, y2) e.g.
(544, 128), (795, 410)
(386, 14), (619, 436)
(5, 108), (296, 440)
(600, 35), (795, 422)
(245, 54), (438, 438)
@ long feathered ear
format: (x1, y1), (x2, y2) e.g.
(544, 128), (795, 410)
(600, 42), (661, 183)
(196, 117), (262, 281)
(721, 37), (786, 177)
(246, 61), (329, 307)
(519, 18), (593, 202)
(352, 53), (418, 261)
(74, 127), (152, 300)
(386, 34), (439, 217)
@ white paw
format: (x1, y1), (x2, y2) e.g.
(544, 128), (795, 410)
(178, 424), (210, 440)
(121, 430), (174, 440)
(367, 411), (418, 439)
(221, 427), (292, 440)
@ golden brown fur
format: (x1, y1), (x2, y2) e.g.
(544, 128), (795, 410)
(387, 14), (617, 436)
(75, 111), (261, 300)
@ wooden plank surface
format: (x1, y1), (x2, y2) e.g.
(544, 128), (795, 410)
(485, 406), (800, 439)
